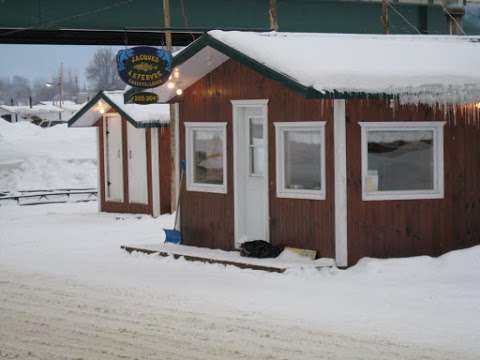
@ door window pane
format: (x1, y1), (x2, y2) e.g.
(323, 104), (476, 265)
(193, 129), (224, 185)
(284, 130), (322, 190)
(249, 117), (264, 176)
(249, 118), (263, 145)
(367, 130), (434, 192)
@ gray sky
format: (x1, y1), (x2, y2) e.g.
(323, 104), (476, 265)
(0, 4), (478, 88)
(0, 44), (122, 87)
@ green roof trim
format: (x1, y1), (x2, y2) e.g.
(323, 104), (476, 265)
(176, 33), (315, 98)
(68, 91), (169, 128)
(67, 91), (103, 127)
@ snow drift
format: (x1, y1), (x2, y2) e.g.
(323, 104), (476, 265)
(0, 120), (96, 191)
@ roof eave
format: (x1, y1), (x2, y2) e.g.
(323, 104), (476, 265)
(69, 91), (169, 128)
(67, 91), (104, 127)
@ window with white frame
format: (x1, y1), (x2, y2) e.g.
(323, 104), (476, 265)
(360, 121), (445, 201)
(274, 122), (326, 200)
(185, 122), (227, 193)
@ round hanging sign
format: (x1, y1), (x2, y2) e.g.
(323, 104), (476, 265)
(127, 91), (159, 105)
(117, 46), (173, 89)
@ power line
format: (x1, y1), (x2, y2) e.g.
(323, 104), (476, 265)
(179, 0), (195, 42)
(387, 1), (422, 34)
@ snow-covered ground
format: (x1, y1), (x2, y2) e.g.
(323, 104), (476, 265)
(0, 120), (96, 191)
(0, 201), (479, 359)
(1, 118), (479, 359)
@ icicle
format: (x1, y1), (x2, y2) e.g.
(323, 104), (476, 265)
(473, 106), (480, 129)
(442, 103), (448, 126)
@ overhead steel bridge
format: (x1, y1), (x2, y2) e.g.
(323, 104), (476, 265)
(0, 0), (476, 46)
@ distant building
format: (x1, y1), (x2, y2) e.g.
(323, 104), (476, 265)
(69, 90), (171, 217)
(0, 101), (85, 127)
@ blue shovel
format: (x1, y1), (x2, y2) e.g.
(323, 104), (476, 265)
(164, 160), (185, 244)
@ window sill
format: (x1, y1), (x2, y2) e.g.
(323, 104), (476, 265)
(362, 191), (444, 201)
(187, 183), (227, 194)
(276, 190), (325, 200)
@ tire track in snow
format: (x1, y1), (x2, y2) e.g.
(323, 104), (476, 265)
(0, 269), (476, 360)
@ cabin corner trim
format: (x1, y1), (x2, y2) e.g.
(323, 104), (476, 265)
(334, 100), (348, 267)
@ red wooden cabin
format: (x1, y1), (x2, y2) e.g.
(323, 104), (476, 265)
(137, 31), (480, 266)
(69, 90), (171, 217)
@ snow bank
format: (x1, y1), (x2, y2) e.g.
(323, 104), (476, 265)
(209, 31), (480, 104)
(0, 120), (96, 191)
(347, 246), (480, 282)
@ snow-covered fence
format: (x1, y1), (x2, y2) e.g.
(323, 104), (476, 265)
(0, 188), (97, 206)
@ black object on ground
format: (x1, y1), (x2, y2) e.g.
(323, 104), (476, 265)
(240, 240), (284, 259)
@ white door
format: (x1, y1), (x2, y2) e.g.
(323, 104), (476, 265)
(233, 102), (269, 247)
(127, 122), (149, 205)
(104, 114), (123, 202)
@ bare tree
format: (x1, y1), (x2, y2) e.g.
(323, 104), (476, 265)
(86, 48), (124, 92)
(0, 77), (8, 104)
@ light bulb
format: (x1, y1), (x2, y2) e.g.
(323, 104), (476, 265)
(99, 108), (105, 114)
(476, 102), (480, 109)
(167, 81), (175, 89)
(176, 88), (183, 96)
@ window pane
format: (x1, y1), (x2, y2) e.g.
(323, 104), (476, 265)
(249, 117), (264, 176)
(250, 147), (265, 175)
(193, 129), (223, 185)
(367, 130), (434, 192)
(249, 118), (263, 145)
(284, 130), (322, 190)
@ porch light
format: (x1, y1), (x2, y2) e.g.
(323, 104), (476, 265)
(95, 101), (106, 114)
(173, 69), (180, 79)
(476, 102), (480, 109)
(167, 81), (175, 89)
(176, 88), (183, 96)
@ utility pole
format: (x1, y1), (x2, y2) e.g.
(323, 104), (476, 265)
(381, 0), (390, 35)
(59, 62), (64, 108)
(163, 0), (177, 212)
(269, 0), (279, 31)
(163, 0), (172, 49)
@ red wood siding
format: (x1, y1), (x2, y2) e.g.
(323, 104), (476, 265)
(179, 59), (335, 257)
(159, 127), (172, 214)
(346, 100), (480, 264)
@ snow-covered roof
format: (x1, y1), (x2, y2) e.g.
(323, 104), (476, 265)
(0, 104), (62, 115)
(40, 101), (84, 113)
(150, 31), (480, 105)
(0, 104), (64, 122)
(68, 90), (170, 128)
